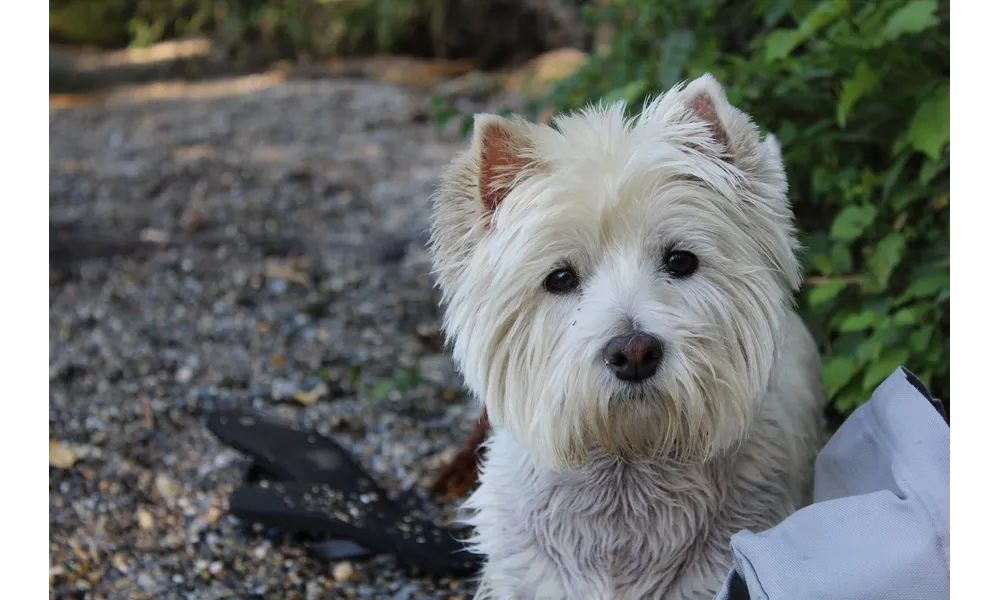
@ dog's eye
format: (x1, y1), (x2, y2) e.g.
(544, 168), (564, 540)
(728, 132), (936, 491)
(543, 268), (580, 294)
(664, 250), (698, 277)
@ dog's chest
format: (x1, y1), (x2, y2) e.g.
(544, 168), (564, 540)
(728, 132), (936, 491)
(465, 428), (813, 599)
(543, 461), (725, 591)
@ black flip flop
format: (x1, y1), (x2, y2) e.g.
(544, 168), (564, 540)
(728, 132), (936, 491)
(207, 410), (376, 561)
(206, 409), (481, 576)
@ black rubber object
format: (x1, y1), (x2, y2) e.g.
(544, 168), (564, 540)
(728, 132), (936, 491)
(206, 410), (481, 576)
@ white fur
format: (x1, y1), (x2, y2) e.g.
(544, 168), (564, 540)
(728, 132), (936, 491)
(428, 74), (827, 600)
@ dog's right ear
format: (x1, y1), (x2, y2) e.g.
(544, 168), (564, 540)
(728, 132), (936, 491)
(430, 114), (538, 289)
(471, 114), (535, 219)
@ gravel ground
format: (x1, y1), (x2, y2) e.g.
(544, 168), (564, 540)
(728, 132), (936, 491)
(49, 71), (513, 599)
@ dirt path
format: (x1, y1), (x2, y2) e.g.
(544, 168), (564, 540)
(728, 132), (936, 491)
(49, 66), (508, 599)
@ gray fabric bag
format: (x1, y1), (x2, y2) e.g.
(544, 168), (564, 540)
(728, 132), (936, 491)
(714, 367), (950, 600)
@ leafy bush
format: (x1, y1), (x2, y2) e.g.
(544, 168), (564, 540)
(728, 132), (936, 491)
(50, 0), (455, 55)
(538, 0), (949, 414)
(50, 0), (136, 47)
(124, 0), (452, 56)
(50, 0), (552, 66)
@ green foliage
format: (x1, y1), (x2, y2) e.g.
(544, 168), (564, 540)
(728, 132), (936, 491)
(368, 367), (425, 400)
(541, 0), (949, 414)
(50, 0), (136, 47)
(125, 0), (217, 48)
(51, 0), (455, 57)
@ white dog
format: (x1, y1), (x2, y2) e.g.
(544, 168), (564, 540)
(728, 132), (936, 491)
(428, 74), (827, 600)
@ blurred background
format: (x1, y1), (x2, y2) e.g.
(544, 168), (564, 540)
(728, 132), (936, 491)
(49, 0), (949, 598)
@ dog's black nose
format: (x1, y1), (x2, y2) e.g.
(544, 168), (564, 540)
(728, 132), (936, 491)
(603, 333), (664, 382)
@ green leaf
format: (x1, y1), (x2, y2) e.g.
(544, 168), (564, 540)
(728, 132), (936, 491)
(869, 233), (907, 289)
(869, 319), (896, 345)
(862, 349), (910, 391)
(890, 132), (909, 157)
(761, 0), (794, 27)
(855, 338), (883, 363)
(830, 204), (877, 241)
(900, 272), (949, 301)
(892, 307), (923, 327)
(881, 0), (940, 43)
(764, 29), (804, 62)
(831, 244), (854, 272)
(906, 84), (950, 159)
(369, 379), (394, 400)
(881, 151), (912, 201)
(799, 0), (849, 36)
(831, 332), (866, 356)
(924, 339), (946, 364)
(863, 295), (894, 318)
(823, 356), (857, 396)
(909, 325), (934, 352)
(369, 368), (423, 400)
(807, 279), (847, 306)
(888, 186), (922, 213)
(833, 389), (865, 414)
(657, 30), (696, 89)
(837, 61), (880, 127)
(840, 310), (878, 333)
(919, 156), (949, 185)
(858, 168), (879, 194)
(811, 253), (835, 276)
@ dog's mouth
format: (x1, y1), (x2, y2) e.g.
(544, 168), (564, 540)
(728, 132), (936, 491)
(608, 382), (662, 404)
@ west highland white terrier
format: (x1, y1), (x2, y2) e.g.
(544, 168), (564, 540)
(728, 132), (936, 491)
(428, 73), (827, 600)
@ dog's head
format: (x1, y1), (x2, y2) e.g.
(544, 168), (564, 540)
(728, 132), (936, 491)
(429, 74), (801, 469)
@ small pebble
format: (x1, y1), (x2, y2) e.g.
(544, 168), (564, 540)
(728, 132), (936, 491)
(271, 378), (298, 401)
(252, 542), (270, 560)
(176, 365), (195, 384)
(112, 554), (130, 573)
(137, 572), (159, 593)
(48, 440), (78, 469)
(305, 580), (325, 600)
(293, 382), (328, 406)
(155, 473), (181, 500)
(136, 507), (155, 530)
(333, 561), (355, 583)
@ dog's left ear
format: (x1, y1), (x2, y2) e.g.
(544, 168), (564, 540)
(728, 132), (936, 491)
(679, 74), (734, 150)
(659, 74), (780, 169)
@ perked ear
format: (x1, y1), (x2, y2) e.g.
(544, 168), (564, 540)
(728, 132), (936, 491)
(681, 74), (733, 148)
(428, 114), (538, 299)
(471, 114), (534, 218)
(662, 73), (768, 165)
(762, 133), (783, 162)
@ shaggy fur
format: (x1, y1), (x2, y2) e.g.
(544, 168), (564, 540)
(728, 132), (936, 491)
(428, 74), (827, 600)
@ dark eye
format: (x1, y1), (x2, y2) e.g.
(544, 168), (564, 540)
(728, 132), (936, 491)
(543, 267), (580, 294)
(664, 250), (698, 277)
